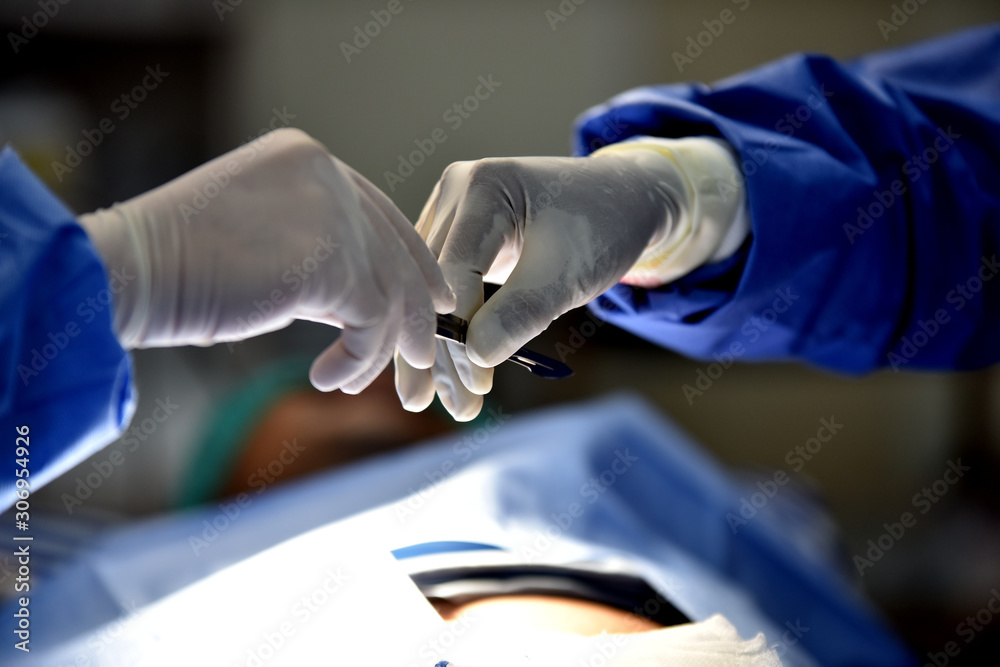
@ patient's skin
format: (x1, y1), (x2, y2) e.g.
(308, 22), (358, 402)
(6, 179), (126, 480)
(431, 594), (662, 635)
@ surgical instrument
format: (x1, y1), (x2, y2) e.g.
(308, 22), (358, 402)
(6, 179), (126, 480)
(435, 313), (573, 379)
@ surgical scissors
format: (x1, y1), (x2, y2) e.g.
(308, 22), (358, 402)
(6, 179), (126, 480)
(435, 313), (573, 379)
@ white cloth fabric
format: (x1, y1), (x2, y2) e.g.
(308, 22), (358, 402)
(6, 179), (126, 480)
(5, 396), (888, 665)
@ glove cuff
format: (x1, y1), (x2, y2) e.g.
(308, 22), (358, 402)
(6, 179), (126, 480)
(591, 136), (749, 288)
(78, 205), (154, 350)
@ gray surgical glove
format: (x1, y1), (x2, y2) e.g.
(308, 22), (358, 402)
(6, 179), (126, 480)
(79, 128), (455, 394)
(395, 137), (748, 420)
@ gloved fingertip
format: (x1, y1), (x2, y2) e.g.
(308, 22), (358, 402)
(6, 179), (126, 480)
(310, 337), (376, 393)
(445, 341), (493, 395)
(456, 400), (484, 422)
(464, 309), (527, 368)
(401, 395), (434, 412)
(399, 288), (439, 367)
(340, 372), (379, 395)
(310, 351), (362, 392)
(432, 285), (458, 314)
(437, 388), (482, 422)
(394, 355), (435, 411)
(397, 375), (436, 411)
(397, 339), (435, 370)
(405, 357), (435, 371)
(308, 366), (339, 393)
(450, 401), (483, 423)
(454, 389), (485, 422)
(465, 342), (510, 369)
(463, 368), (493, 396)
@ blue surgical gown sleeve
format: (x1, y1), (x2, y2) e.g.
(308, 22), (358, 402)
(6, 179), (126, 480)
(576, 25), (1000, 373)
(0, 146), (135, 512)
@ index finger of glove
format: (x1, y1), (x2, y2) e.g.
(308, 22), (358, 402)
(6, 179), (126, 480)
(345, 163), (456, 312)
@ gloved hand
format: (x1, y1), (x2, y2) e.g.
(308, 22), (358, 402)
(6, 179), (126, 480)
(395, 136), (748, 420)
(79, 128), (456, 394)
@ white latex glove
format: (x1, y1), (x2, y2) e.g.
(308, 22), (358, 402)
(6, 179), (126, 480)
(396, 137), (748, 420)
(79, 128), (455, 394)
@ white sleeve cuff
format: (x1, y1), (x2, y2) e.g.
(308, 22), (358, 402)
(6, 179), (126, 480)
(591, 136), (750, 287)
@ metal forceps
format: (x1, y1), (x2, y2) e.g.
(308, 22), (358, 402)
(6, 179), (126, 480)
(435, 313), (573, 379)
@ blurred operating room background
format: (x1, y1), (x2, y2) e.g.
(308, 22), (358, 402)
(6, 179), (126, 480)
(2, 0), (1000, 661)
